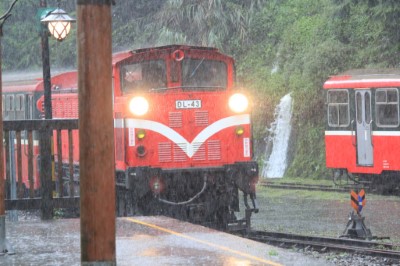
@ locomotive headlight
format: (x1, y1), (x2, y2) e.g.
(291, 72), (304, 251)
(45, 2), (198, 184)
(229, 93), (249, 113)
(129, 96), (149, 116)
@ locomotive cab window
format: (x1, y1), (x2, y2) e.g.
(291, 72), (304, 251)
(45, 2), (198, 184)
(121, 60), (166, 94)
(375, 88), (399, 127)
(327, 90), (350, 127)
(182, 59), (227, 89)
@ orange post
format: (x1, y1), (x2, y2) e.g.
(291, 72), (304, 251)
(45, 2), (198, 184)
(77, 0), (116, 264)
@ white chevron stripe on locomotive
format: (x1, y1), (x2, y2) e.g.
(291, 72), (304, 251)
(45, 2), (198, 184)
(115, 114), (250, 158)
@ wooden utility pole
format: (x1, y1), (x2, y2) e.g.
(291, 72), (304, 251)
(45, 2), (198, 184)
(77, 0), (116, 264)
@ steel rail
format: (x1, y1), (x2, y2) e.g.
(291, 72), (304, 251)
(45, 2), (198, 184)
(258, 180), (356, 193)
(242, 230), (400, 260)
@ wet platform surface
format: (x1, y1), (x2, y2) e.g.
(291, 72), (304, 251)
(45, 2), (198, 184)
(1, 216), (332, 265)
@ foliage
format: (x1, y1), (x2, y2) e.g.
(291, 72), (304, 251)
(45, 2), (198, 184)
(1, 0), (399, 179)
(243, 0), (399, 179)
(1, 0), (77, 70)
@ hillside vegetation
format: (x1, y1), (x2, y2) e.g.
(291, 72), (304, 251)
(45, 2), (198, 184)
(1, 0), (399, 179)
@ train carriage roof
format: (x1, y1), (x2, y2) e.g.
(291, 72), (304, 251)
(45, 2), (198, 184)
(323, 69), (400, 89)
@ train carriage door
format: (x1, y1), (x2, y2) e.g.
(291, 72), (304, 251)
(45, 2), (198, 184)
(355, 90), (373, 166)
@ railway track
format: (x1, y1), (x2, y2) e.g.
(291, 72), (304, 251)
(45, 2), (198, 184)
(238, 230), (400, 260)
(258, 180), (364, 193)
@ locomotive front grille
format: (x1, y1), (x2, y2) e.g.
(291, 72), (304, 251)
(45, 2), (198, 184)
(158, 140), (221, 163)
(208, 140), (221, 160)
(169, 112), (182, 128)
(192, 142), (206, 161)
(173, 143), (187, 162)
(195, 111), (209, 126)
(158, 142), (172, 162)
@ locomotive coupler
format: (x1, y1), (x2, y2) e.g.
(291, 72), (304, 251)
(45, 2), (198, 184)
(242, 193), (258, 233)
(243, 192), (259, 213)
(228, 193), (258, 233)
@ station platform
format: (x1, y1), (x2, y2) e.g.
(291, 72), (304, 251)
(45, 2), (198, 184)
(1, 216), (332, 265)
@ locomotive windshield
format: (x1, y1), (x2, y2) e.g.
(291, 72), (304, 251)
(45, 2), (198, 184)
(121, 60), (167, 94)
(182, 59), (227, 89)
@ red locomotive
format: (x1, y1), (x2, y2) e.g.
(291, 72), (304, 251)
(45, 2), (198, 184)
(3, 45), (259, 229)
(324, 69), (400, 192)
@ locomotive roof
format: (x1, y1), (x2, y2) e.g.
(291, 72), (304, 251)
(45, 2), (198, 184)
(132, 44), (218, 54)
(323, 69), (400, 89)
(3, 45), (229, 93)
(112, 44), (226, 66)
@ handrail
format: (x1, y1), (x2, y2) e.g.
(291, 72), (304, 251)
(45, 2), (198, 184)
(3, 119), (80, 215)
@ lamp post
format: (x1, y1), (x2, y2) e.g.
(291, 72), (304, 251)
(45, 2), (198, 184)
(37, 0), (75, 220)
(38, 1), (75, 119)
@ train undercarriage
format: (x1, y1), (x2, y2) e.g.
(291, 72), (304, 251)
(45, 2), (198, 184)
(52, 161), (259, 230)
(332, 169), (400, 195)
(116, 162), (259, 231)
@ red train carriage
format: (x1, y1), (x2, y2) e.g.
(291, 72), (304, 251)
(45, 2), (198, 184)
(3, 71), (80, 193)
(3, 77), (44, 191)
(324, 69), (400, 192)
(4, 45), (259, 229)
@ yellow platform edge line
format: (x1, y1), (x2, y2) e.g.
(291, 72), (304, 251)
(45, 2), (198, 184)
(125, 217), (282, 266)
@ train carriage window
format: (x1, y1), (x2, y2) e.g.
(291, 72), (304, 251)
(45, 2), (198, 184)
(15, 94), (25, 119)
(26, 95), (33, 119)
(5, 95), (15, 120)
(356, 92), (362, 124)
(365, 92), (371, 123)
(15, 94), (25, 111)
(327, 90), (349, 127)
(5, 95), (14, 111)
(182, 59), (227, 89)
(15, 94), (25, 120)
(121, 60), (166, 94)
(376, 88), (399, 127)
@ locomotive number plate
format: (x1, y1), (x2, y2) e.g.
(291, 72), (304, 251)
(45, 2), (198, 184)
(175, 100), (202, 109)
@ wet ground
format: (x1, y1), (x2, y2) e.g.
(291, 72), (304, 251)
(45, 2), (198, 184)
(248, 185), (400, 265)
(1, 215), (332, 266)
(251, 185), (400, 242)
(1, 185), (399, 265)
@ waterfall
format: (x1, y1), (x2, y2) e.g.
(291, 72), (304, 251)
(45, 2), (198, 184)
(262, 93), (293, 178)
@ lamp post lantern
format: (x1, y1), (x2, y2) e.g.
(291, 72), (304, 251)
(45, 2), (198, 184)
(41, 8), (75, 42)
